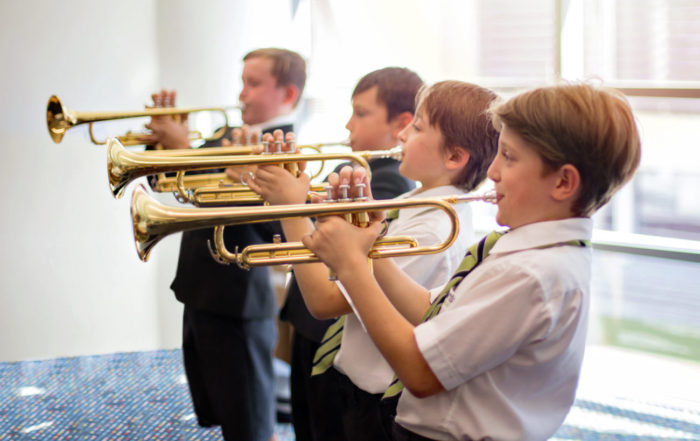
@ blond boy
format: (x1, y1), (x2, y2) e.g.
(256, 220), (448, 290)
(303, 83), (641, 440)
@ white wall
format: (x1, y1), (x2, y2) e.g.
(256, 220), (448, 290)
(0, 0), (487, 362)
(0, 0), (176, 362)
(0, 0), (306, 362)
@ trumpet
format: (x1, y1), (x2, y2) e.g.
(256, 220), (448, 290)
(130, 184), (497, 267)
(188, 182), (329, 207)
(108, 138), (401, 199)
(46, 95), (236, 144)
(149, 141), (348, 194)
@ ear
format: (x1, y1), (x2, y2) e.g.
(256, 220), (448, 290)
(282, 84), (299, 107)
(444, 146), (470, 171)
(389, 111), (413, 138)
(551, 164), (581, 202)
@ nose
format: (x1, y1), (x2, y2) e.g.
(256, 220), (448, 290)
(487, 158), (499, 182)
(397, 125), (408, 144)
(345, 116), (353, 131)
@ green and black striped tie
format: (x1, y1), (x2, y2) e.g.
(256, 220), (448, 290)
(382, 232), (590, 399)
(310, 209), (401, 376)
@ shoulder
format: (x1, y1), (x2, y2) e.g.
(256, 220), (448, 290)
(466, 245), (590, 307)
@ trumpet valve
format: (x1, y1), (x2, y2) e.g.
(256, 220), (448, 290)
(337, 183), (351, 202)
(337, 184), (353, 223)
(354, 183), (370, 227)
(324, 184), (336, 202)
(354, 183), (368, 202)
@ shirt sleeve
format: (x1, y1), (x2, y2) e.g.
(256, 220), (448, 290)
(389, 207), (457, 289)
(414, 262), (554, 390)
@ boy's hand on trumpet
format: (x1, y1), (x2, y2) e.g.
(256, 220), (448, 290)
(248, 130), (310, 205)
(313, 165), (386, 224)
(302, 165), (385, 274)
(143, 89), (191, 150)
(223, 126), (263, 182)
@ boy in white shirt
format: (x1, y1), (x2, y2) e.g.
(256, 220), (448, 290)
(249, 81), (500, 440)
(302, 83), (642, 440)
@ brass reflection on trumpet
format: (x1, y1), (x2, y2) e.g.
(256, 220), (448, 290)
(130, 183), (497, 267)
(149, 141), (348, 195)
(46, 95), (236, 145)
(189, 182), (329, 207)
(108, 138), (400, 199)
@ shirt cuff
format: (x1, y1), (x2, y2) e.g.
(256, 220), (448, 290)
(414, 321), (463, 390)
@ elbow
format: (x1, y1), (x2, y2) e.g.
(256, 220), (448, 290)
(404, 382), (442, 399)
(401, 367), (445, 398)
(307, 304), (337, 320)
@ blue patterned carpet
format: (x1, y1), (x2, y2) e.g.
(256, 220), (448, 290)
(1, 349), (698, 440)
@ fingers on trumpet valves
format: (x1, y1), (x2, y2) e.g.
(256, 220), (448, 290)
(231, 128), (242, 145)
(325, 180), (370, 226)
(240, 171), (255, 185)
(353, 183), (370, 227)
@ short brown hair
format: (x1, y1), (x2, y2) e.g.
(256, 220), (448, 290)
(352, 67), (424, 120)
(243, 48), (307, 106)
(417, 81), (500, 191)
(490, 83), (641, 217)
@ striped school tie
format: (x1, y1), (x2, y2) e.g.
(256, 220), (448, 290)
(382, 232), (591, 399)
(382, 230), (504, 398)
(310, 209), (402, 376)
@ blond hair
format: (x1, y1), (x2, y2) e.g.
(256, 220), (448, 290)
(490, 83), (641, 216)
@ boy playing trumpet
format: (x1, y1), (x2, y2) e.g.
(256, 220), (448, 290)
(249, 80), (500, 440)
(303, 83), (641, 440)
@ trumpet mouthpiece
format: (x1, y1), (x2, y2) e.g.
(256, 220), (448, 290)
(481, 190), (497, 203)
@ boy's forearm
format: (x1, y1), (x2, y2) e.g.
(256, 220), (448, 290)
(280, 218), (352, 318)
(335, 263), (444, 397)
(280, 217), (314, 242)
(372, 259), (432, 325)
(291, 261), (352, 318)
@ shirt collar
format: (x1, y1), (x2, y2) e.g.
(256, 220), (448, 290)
(400, 184), (465, 199)
(490, 217), (593, 255)
(250, 112), (297, 133)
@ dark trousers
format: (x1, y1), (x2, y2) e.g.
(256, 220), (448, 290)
(391, 422), (439, 441)
(335, 368), (392, 441)
(182, 307), (276, 441)
(289, 330), (345, 441)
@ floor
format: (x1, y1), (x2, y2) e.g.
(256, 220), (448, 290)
(1, 345), (698, 440)
(2, 250), (699, 440)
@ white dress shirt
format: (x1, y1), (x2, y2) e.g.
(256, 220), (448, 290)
(334, 185), (476, 394)
(397, 217), (593, 441)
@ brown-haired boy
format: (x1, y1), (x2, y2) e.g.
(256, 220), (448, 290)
(250, 80), (499, 440)
(302, 83), (641, 440)
(275, 67), (422, 441)
(143, 47), (307, 441)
